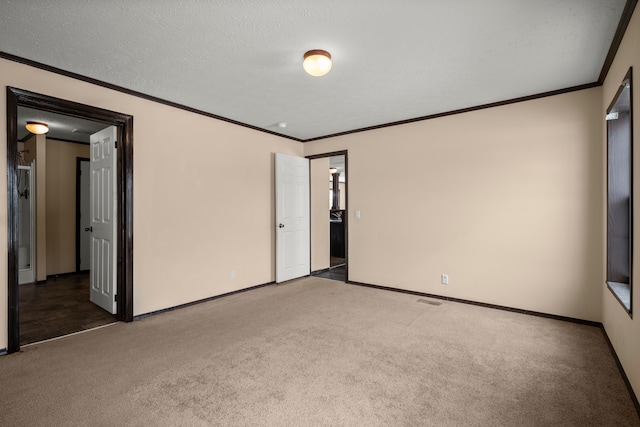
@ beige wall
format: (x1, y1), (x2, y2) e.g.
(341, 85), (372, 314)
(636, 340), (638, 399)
(305, 87), (604, 322)
(311, 158), (330, 272)
(1, 19), (637, 407)
(45, 139), (90, 275)
(0, 58), (303, 349)
(601, 4), (640, 403)
(23, 134), (47, 282)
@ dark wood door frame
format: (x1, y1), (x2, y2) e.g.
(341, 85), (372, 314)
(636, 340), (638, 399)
(75, 157), (90, 273)
(306, 150), (348, 281)
(6, 87), (134, 353)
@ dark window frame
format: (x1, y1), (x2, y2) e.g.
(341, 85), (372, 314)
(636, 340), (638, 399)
(606, 67), (633, 317)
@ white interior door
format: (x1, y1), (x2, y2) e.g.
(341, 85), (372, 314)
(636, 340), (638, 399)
(79, 159), (91, 271)
(89, 126), (117, 314)
(275, 153), (310, 283)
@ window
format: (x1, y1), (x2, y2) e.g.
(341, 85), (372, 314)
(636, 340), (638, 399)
(606, 68), (633, 315)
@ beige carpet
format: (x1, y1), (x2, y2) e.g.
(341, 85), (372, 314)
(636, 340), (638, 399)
(1, 276), (638, 426)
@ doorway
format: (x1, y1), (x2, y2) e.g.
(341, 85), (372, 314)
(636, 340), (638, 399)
(17, 120), (117, 344)
(308, 151), (348, 282)
(76, 157), (90, 272)
(17, 161), (35, 285)
(6, 87), (134, 353)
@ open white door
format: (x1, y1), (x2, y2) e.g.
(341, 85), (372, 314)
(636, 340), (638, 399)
(275, 153), (310, 283)
(89, 126), (117, 314)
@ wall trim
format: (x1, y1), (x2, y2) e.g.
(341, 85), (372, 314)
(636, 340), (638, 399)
(600, 326), (640, 417)
(347, 279), (640, 418)
(20, 134), (89, 146)
(2, 0), (634, 144)
(134, 275), (639, 419)
(133, 281), (276, 321)
(304, 83), (600, 142)
(346, 280), (600, 327)
(46, 271), (84, 280)
(0, 52), (600, 144)
(43, 137), (89, 146)
(0, 51), (302, 143)
(598, 0), (639, 84)
(306, 150), (350, 160)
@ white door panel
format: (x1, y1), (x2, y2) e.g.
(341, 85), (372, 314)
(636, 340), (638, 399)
(89, 126), (117, 314)
(276, 153), (310, 283)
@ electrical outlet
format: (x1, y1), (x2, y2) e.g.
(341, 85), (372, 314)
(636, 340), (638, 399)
(231, 271), (237, 280)
(441, 274), (449, 285)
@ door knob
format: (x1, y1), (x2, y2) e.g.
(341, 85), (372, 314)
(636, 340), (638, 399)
(84, 227), (93, 232)
(278, 224), (284, 228)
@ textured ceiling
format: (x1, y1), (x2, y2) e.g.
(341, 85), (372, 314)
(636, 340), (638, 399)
(17, 107), (110, 143)
(0, 1), (628, 141)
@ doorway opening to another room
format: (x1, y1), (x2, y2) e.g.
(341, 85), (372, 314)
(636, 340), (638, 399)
(6, 87), (134, 354)
(308, 151), (348, 283)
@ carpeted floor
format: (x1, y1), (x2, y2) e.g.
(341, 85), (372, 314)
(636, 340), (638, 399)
(1, 276), (638, 426)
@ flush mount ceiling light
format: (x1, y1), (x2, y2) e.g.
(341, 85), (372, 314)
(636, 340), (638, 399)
(303, 49), (332, 77)
(25, 121), (49, 135)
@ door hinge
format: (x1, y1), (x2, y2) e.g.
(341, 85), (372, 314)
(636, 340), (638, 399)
(114, 294), (118, 302)
(114, 140), (118, 149)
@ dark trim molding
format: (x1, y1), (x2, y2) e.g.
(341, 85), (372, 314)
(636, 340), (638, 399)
(20, 134), (89, 146)
(133, 281), (276, 320)
(6, 87), (134, 354)
(598, 0), (639, 84)
(303, 83), (600, 142)
(0, 0), (635, 147)
(0, 51), (301, 143)
(47, 272), (85, 280)
(306, 150), (350, 160)
(346, 280), (601, 327)
(131, 275), (638, 419)
(601, 326), (640, 417)
(6, 88), (19, 353)
(346, 278), (640, 416)
(311, 268), (331, 276)
(0, 52), (603, 144)
(43, 137), (89, 146)
(75, 157), (90, 273)
(0, 348), (6, 356)
(306, 150), (349, 282)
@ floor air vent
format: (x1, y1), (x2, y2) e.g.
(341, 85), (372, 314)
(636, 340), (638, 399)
(417, 299), (442, 306)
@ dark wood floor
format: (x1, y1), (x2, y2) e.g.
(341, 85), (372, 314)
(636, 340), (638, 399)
(19, 273), (117, 345)
(314, 264), (346, 282)
(330, 256), (345, 267)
